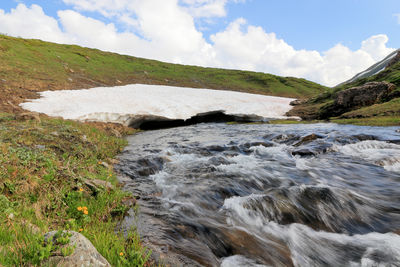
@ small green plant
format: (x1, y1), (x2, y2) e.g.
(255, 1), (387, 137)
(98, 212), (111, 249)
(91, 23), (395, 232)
(61, 245), (75, 257)
(54, 230), (72, 245)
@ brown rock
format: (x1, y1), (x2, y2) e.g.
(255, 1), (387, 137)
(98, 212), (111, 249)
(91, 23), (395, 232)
(335, 82), (395, 108)
(16, 112), (41, 123)
(294, 133), (324, 147)
(84, 179), (114, 193)
(290, 99), (306, 106)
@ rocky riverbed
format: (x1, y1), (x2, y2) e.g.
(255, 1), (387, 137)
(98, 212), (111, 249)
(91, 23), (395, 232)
(116, 122), (400, 266)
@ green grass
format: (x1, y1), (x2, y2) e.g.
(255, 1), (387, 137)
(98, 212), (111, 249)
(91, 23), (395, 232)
(0, 34), (326, 99)
(268, 119), (323, 124)
(0, 114), (151, 266)
(332, 116), (400, 126)
(340, 97), (400, 118)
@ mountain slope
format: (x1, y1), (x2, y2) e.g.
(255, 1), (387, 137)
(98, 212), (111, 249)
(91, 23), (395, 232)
(287, 49), (400, 124)
(0, 34), (327, 114)
(338, 49), (400, 86)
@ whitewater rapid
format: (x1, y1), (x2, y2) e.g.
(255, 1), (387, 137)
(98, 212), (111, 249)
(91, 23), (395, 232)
(115, 123), (400, 266)
(20, 84), (296, 127)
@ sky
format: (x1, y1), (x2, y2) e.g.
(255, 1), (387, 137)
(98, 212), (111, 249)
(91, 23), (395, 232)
(0, 0), (399, 87)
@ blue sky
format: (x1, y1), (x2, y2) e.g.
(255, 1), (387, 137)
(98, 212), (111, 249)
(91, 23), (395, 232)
(0, 0), (398, 86)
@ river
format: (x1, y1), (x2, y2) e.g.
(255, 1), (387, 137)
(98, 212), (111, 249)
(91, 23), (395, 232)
(116, 122), (400, 266)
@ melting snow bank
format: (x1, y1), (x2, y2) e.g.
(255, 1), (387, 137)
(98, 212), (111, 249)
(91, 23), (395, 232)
(20, 84), (296, 129)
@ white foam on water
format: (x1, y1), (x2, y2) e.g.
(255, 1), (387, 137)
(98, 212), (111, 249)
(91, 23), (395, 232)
(20, 84), (296, 125)
(221, 255), (270, 267)
(332, 140), (400, 173)
(223, 192), (400, 266)
(284, 223), (400, 267)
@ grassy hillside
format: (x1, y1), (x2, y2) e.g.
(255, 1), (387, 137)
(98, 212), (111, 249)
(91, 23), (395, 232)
(287, 57), (400, 125)
(0, 34), (326, 114)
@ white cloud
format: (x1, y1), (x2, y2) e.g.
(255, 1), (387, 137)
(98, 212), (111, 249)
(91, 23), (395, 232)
(210, 19), (394, 86)
(0, 4), (68, 43)
(0, 3), (395, 87)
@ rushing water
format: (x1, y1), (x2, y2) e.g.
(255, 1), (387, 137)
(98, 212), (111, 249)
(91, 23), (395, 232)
(116, 123), (400, 267)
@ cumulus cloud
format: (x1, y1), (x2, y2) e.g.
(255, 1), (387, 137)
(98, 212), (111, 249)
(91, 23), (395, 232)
(210, 19), (394, 86)
(0, 4), (68, 43)
(0, 3), (395, 87)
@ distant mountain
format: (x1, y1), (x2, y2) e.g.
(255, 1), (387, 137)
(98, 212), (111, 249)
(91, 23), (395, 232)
(338, 49), (400, 86)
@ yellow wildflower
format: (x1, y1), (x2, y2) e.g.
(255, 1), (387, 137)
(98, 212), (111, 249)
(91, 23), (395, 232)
(119, 252), (124, 256)
(83, 210), (88, 215)
(77, 207), (82, 211)
(78, 228), (83, 232)
(79, 188), (84, 192)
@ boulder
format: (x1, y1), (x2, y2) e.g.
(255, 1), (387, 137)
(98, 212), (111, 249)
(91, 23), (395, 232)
(294, 134), (324, 147)
(84, 179), (114, 195)
(16, 112), (41, 123)
(44, 231), (111, 267)
(335, 82), (395, 109)
(290, 99), (306, 106)
(318, 82), (396, 119)
(291, 149), (316, 157)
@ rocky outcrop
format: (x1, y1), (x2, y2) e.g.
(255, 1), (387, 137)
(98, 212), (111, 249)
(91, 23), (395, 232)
(44, 231), (111, 267)
(319, 82), (396, 119)
(335, 82), (395, 108)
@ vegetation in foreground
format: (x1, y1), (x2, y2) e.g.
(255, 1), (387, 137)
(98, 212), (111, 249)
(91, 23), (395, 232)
(0, 113), (151, 266)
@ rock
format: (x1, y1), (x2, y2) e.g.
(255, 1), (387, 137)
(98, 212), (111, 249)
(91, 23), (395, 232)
(351, 134), (378, 141)
(319, 82), (396, 119)
(99, 161), (110, 169)
(242, 141), (274, 148)
(290, 99), (306, 106)
(336, 82), (395, 109)
(291, 149), (316, 157)
(16, 112), (41, 123)
(294, 134), (324, 147)
(44, 231), (111, 267)
(21, 219), (40, 234)
(121, 196), (137, 208)
(108, 158), (119, 165)
(84, 179), (114, 194)
(111, 128), (122, 138)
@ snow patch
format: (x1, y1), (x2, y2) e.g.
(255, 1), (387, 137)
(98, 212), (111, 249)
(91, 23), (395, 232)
(20, 84), (296, 127)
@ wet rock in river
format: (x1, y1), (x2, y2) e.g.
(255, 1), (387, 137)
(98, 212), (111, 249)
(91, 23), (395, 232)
(294, 133), (324, 147)
(271, 134), (300, 145)
(351, 134), (379, 141)
(291, 149), (316, 157)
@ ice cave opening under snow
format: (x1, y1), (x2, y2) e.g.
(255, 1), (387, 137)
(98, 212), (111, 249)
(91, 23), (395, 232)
(20, 84), (297, 129)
